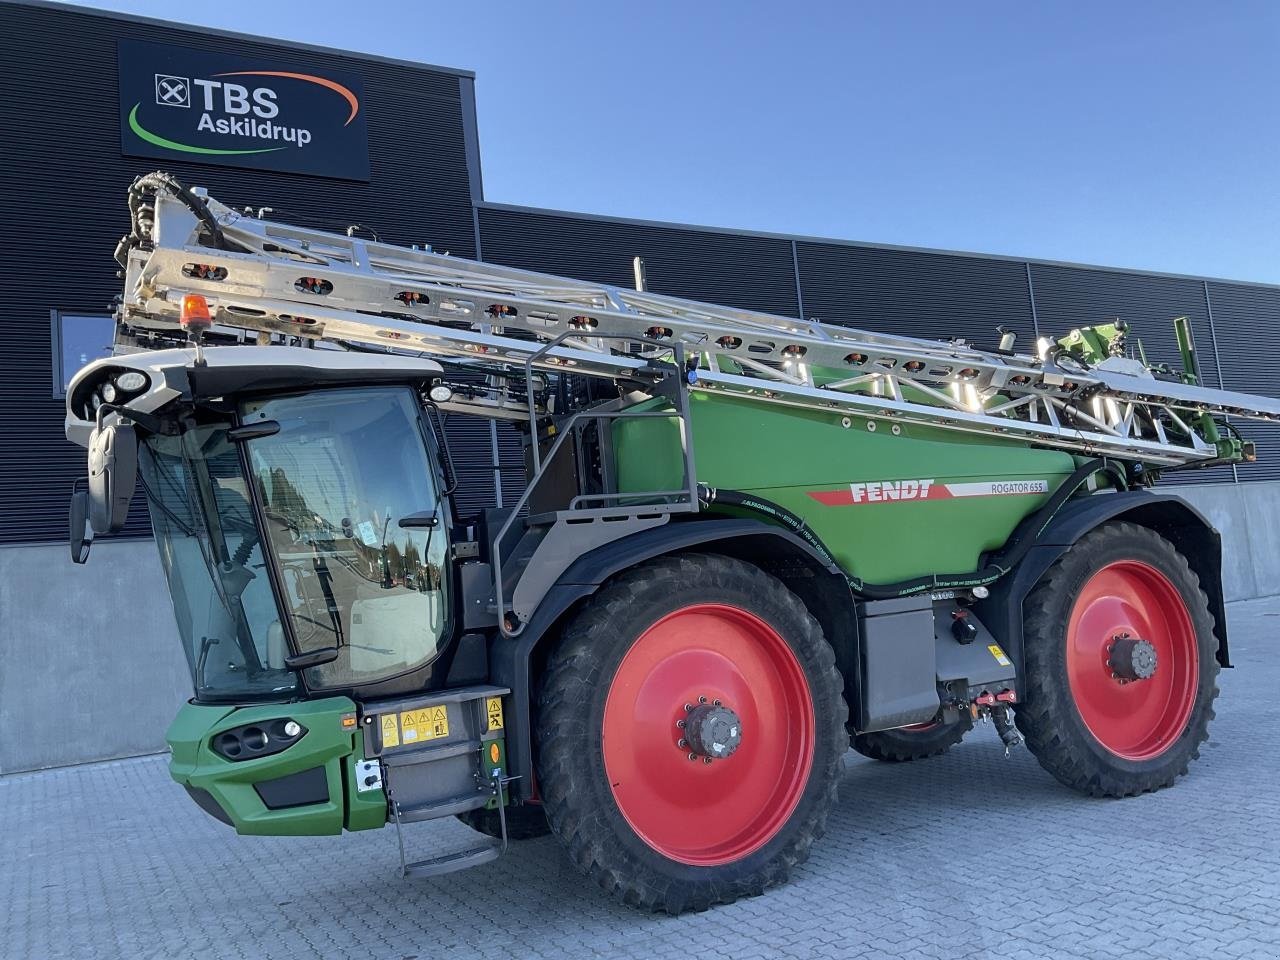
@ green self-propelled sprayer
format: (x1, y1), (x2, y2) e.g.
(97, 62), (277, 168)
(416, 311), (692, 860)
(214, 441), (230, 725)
(65, 172), (1280, 912)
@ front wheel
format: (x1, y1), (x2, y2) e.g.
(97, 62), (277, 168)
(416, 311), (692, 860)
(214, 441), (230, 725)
(1016, 522), (1219, 797)
(851, 715), (973, 762)
(536, 553), (847, 913)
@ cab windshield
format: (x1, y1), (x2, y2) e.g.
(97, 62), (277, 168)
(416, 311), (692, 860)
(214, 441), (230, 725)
(240, 386), (450, 690)
(141, 386), (450, 700)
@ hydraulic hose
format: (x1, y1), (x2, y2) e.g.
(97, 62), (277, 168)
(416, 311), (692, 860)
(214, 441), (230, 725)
(116, 171), (239, 267)
(698, 456), (1127, 600)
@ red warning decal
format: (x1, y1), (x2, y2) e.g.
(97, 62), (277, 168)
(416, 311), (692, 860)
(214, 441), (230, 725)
(808, 479), (1048, 506)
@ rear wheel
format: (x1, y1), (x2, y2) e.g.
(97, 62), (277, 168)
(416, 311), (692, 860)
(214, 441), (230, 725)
(536, 553), (846, 913)
(1016, 522), (1219, 797)
(851, 715), (973, 762)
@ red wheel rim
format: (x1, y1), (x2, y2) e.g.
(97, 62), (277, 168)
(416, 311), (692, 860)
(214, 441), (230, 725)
(1066, 561), (1199, 761)
(602, 603), (815, 866)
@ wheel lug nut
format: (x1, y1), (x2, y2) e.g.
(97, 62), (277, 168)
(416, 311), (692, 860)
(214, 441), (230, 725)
(687, 753), (697, 761)
(699, 696), (708, 704)
(684, 703), (694, 712)
(713, 699), (722, 707)
(702, 757), (712, 765)
(678, 738), (688, 748)
(676, 719), (686, 729)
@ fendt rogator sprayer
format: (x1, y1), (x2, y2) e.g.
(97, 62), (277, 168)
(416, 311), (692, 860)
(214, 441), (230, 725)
(66, 173), (1280, 912)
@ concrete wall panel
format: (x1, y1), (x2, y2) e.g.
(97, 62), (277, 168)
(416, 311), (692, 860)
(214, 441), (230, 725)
(0, 540), (187, 774)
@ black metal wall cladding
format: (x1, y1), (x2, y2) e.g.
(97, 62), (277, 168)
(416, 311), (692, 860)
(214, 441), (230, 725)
(477, 206), (802, 317)
(795, 242), (1038, 347)
(0, 2), (478, 543)
(1204, 282), (1280, 482)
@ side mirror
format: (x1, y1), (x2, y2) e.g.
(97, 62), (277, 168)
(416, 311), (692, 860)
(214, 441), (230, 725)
(87, 422), (138, 534)
(69, 482), (93, 564)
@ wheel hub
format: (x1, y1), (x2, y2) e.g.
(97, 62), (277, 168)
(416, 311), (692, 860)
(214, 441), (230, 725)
(681, 701), (743, 760)
(1108, 634), (1158, 682)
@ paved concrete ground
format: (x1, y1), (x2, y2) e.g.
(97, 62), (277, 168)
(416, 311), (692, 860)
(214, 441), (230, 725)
(5, 598), (1279, 960)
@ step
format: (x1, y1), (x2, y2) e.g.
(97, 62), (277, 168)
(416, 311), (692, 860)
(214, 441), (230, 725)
(395, 793), (490, 824)
(381, 738), (481, 767)
(402, 842), (501, 879)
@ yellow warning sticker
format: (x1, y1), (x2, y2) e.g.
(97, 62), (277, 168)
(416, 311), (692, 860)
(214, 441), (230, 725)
(988, 643), (1012, 668)
(380, 714), (399, 749)
(486, 696), (505, 731)
(400, 705), (449, 744)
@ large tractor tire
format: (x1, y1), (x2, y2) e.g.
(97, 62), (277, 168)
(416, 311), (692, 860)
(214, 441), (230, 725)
(536, 553), (847, 914)
(456, 804), (551, 841)
(1016, 522), (1219, 798)
(851, 715), (973, 762)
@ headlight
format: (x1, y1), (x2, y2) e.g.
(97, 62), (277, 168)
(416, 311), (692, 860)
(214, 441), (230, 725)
(100, 382), (117, 403)
(116, 371), (148, 392)
(212, 718), (308, 761)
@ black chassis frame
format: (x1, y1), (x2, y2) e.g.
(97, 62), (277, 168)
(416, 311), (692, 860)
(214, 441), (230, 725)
(487, 489), (1229, 802)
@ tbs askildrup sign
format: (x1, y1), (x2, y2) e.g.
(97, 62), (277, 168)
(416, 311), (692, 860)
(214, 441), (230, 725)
(118, 40), (370, 181)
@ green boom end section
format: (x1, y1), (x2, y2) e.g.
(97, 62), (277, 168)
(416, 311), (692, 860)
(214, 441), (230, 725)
(166, 697), (387, 836)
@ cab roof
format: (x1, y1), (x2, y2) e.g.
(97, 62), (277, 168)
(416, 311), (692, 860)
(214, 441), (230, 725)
(66, 345), (444, 447)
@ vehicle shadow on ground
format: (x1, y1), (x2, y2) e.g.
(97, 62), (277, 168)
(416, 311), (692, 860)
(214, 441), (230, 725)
(301, 733), (1092, 950)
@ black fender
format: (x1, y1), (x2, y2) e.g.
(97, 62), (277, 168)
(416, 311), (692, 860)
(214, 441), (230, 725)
(976, 489), (1229, 681)
(489, 517), (853, 800)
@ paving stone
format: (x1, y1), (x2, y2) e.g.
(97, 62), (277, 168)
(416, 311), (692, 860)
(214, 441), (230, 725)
(4, 597), (1280, 960)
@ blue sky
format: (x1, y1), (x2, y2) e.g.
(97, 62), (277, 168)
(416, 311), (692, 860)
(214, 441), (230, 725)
(86, 0), (1280, 282)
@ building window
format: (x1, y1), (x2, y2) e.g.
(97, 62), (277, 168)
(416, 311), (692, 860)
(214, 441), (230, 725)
(52, 311), (114, 396)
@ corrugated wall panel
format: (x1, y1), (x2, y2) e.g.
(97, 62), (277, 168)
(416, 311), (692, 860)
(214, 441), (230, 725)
(1028, 264), (1234, 486)
(477, 206), (803, 508)
(795, 242), (1037, 347)
(1205, 281), (1280, 483)
(478, 206), (801, 317)
(0, 2), (478, 543)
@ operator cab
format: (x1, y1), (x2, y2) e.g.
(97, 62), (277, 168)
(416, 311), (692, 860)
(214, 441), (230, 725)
(66, 346), (457, 702)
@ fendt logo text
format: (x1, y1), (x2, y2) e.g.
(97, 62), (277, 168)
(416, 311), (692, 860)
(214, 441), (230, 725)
(119, 40), (370, 180)
(808, 478), (1050, 507)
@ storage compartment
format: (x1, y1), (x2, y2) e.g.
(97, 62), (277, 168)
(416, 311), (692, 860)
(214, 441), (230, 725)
(856, 595), (941, 732)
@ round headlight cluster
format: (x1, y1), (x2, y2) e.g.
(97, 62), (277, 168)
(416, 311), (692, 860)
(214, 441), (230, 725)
(96, 370), (149, 410)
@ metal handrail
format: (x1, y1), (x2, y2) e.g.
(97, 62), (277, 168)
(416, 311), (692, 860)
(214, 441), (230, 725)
(492, 342), (699, 638)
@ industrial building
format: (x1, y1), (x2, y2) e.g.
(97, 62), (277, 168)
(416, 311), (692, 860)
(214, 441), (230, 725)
(2, 0), (1276, 773)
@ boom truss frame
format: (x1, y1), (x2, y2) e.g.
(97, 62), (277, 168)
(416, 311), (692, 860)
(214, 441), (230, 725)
(117, 175), (1280, 468)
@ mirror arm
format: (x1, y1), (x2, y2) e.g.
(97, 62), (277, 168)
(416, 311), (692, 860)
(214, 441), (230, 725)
(96, 402), (165, 435)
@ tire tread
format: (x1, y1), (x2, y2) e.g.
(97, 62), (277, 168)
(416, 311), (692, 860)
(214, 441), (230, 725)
(536, 553), (847, 913)
(1015, 521), (1220, 798)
